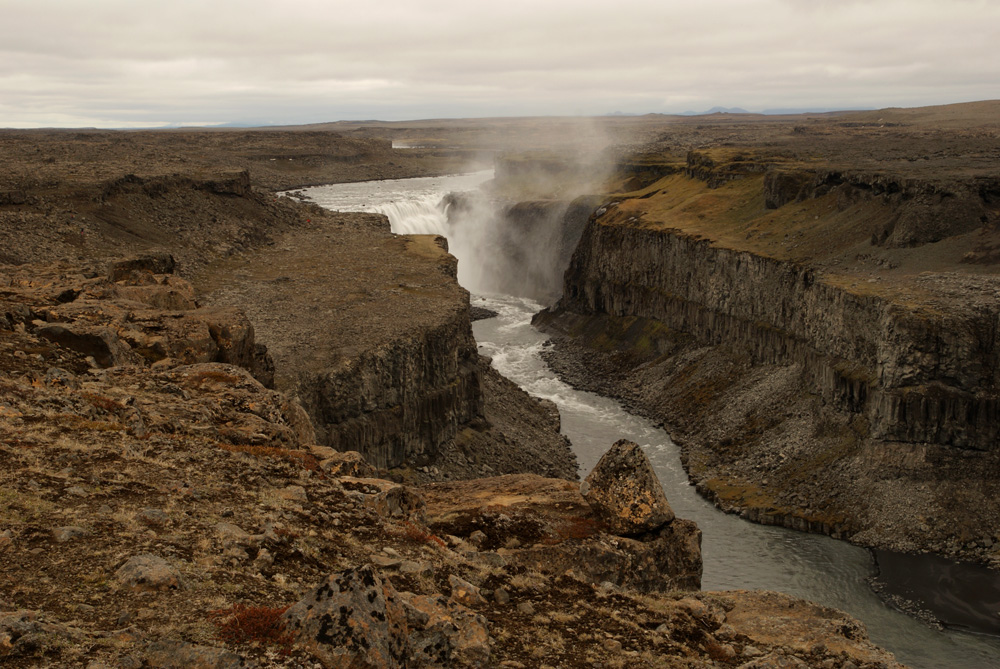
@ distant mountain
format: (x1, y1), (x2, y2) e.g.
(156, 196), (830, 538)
(679, 106), (752, 116)
(760, 107), (870, 115)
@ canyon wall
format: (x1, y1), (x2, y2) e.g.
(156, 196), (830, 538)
(535, 152), (1000, 560)
(551, 158), (1000, 451)
(297, 301), (485, 469)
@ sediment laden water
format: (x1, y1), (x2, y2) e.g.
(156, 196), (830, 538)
(302, 172), (1000, 669)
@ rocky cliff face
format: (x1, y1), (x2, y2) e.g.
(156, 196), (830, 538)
(555, 149), (1000, 451)
(559, 213), (1000, 449)
(196, 214), (576, 479)
(537, 152), (1000, 563)
(298, 302), (484, 469)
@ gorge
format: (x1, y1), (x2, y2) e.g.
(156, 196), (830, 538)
(2, 106), (999, 667)
(299, 166), (1000, 667)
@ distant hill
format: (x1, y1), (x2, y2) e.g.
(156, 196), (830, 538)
(679, 106), (752, 116)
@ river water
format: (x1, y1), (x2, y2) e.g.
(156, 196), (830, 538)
(303, 172), (1000, 668)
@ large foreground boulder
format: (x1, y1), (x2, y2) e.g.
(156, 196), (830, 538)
(583, 438), (675, 536)
(281, 565), (491, 668)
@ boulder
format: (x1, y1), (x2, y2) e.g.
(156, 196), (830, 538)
(114, 554), (185, 592)
(281, 566), (409, 668)
(403, 593), (491, 666)
(583, 439), (674, 536)
(340, 477), (425, 521)
(315, 449), (377, 478)
(282, 566), (492, 668)
(36, 323), (137, 368)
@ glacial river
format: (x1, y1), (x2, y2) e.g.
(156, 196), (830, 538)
(302, 172), (1000, 668)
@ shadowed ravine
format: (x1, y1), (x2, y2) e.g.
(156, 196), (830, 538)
(302, 172), (1000, 668)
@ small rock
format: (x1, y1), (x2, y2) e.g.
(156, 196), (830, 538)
(516, 601), (535, 615)
(448, 574), (486, 607)
(677, 597), (709, 619)
(400, 560), (433, 577)
(742, 645), (763, 657)
(477, 551), (506, 568)
(468, 530), (487, 548)
(318, 450), (376, 478)
(278, 485), (308, 503)
(0, 530), (14, 552)
(371, 554), (403, 569)
(214, 522), (251, 543)
(602, 638), (622, 652)
(139, 508), (170, 526)
(493, 587), (511, 605)
(52, 526), (89, 543)
(253, 548), (274, 572)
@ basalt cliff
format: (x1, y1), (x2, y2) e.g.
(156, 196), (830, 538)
(534, 102), (1000, 566)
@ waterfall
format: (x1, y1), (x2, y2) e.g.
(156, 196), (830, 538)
(371, 195), (450, 236)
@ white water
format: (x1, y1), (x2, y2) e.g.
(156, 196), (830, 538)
(302, 172), (1000, 669)
(305, 172), (496, 293)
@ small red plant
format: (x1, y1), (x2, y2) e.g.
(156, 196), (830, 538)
(81, 391), (122, 411)
(400, 521), (448, 548)
(208, 603), (293, 651)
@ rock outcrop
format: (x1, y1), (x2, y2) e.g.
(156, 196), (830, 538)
(282, 565), (492, 668)
(197, 216), (576, 479)
(422, 465), (702, 593)
(553, 192), (999, 450)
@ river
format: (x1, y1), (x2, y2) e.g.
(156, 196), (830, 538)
(302, 171), (1000, 668)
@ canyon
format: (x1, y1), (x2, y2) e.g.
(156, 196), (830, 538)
(532, 103), (1000, 567)
(4, 104), (999, 666)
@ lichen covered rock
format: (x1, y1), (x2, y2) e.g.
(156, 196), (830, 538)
(583, 439), (675, 536)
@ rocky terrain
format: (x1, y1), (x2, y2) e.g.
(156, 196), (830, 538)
(532, 101), (1000, 566)
(0, 124), (910, 666)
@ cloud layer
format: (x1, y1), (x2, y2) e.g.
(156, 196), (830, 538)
(2, 0), (998, 127)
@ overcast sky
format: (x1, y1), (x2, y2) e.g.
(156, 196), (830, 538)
(2, 0), (998, 128)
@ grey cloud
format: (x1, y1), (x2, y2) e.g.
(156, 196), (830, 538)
(0, 0), (997, 127)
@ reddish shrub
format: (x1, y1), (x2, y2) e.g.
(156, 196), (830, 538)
(208, 603), (293, 651)
(400, 521), (447, 548)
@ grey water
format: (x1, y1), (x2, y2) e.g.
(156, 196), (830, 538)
(302, 172), (1000, 668)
